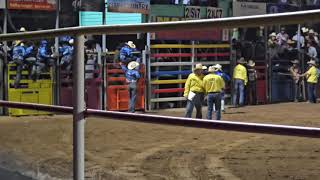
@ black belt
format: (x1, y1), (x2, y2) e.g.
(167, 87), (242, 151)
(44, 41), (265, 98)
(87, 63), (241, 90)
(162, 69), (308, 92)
(208, 92), (221, 94)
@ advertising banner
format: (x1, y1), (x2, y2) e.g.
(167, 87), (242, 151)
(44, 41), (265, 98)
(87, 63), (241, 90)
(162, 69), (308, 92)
(0, 0), (5, 9)
(7, 0), (56, 11)
(267, 3), (298, 14)
(233, 1), (266, 16)
(108, 0), (150, 14)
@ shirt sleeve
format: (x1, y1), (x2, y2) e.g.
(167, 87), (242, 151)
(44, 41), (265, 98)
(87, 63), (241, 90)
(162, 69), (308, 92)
(135, 71), (141, 79)
(120, 64), (128, 72)
(183, 75), (191, 97)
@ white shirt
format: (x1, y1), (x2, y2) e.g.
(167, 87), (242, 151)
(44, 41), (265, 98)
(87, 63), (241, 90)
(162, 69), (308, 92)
(276, 32), (288, 46)
(293, 34), (305, 48)
(308, 46), (317, 58)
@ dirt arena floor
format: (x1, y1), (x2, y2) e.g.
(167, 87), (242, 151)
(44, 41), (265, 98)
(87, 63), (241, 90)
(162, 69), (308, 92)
(0, 102), (320, 180)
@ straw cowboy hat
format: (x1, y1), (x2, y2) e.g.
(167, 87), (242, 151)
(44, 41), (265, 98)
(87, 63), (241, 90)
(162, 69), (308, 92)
(19, 27), (26, 32)
(287, 39), (295, 44)
(194, 63), (207, 70)
(127, 61), (139, 70)
(237, 57), (247, 64)
(126, 41), (136, 49)
(269, 32), (277, 37)
(247, 60), (255, 67)
(309, 29), (315, 34)
(302, 27), (309, 33)
(291, 59), (300, 64)
(307, 59), (317, 66)
(208, 66), (215, 73)
(213, 64), (222, 71)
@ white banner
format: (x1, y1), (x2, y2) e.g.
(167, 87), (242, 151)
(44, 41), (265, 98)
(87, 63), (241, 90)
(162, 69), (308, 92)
(233, 1), (266, 17)
(0, 0), (6, 9)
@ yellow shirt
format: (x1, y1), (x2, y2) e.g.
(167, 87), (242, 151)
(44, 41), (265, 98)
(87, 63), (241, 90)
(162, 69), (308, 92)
(183, 73), (204, 97)
(306, 66), (318, 84)
(203, 73), (225, 94)
(233, 64), (248, 85)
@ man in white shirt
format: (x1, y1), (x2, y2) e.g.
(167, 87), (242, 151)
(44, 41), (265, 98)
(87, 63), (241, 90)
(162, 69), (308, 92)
(292, 31), (305, 48)
(307, 42), (318, 60)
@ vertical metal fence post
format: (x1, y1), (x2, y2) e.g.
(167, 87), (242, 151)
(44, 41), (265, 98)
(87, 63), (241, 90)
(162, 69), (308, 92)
(73, 34), (86, 180)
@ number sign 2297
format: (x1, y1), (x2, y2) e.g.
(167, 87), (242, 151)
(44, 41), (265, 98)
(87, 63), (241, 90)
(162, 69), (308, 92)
(207, 7), (223, 19)
(185, 6), (201, 19)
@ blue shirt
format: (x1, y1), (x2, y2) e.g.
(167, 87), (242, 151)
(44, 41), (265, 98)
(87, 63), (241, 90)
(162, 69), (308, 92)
(59, 45), (73, 57)
(121, 64), (141, 82)
(37, 45), (51, 61)
(120, 45), (136, 62)
(12, 45), (33, 61)
(215, 71), (231, 82)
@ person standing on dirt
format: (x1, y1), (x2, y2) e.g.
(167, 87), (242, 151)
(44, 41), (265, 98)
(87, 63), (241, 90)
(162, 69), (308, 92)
(184, 63), (206, 119)
(212, 64), (230, 113)
(289, 59), (302, 102)
(203, 66), (225, 120)
(247, 60), (258, 105)
(121, 61), (141, 113)
(299, 59), (318, 103)
(232, 57), (248, 107)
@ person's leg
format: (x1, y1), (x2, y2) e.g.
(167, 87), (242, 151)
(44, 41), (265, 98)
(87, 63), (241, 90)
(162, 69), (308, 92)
(214, 93), (222, 120)
(14, 61), (23, 88)
(252, 81), (257, 105)
(312, 83), (317, 103)
(221, 91), (225, 112)
(207, 93), (214, 120)
(128, 82), (137, 112)
(194, 93), (203, 119)
(233, 80), (239, 106)
(308, 83), (313, 103)
(185, 100), (194, 118)
(239, 80), (245, 106)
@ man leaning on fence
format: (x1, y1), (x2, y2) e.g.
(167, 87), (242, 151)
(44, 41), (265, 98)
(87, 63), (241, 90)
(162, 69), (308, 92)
(203, 66), (225, 120)
(184, 63), (206, 119)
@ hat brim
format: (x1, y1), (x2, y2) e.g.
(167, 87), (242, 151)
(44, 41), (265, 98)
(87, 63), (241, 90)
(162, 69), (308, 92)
(248, 63), (255, 67)
(291, 60), (299, 64)
(307, 61), (316, 65)
(127, 43), (136, 49)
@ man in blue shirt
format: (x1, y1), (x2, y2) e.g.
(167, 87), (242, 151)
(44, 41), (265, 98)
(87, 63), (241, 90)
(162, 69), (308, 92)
(213, 64), (230, 113)
(34, 40), (55, 80)
(59, 37), (74, 77)
(119, 41), (140, 64)
(121, 61), (141, 113)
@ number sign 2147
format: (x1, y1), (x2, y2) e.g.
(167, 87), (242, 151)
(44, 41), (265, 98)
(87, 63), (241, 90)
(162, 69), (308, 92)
(207, 7), (223, 19)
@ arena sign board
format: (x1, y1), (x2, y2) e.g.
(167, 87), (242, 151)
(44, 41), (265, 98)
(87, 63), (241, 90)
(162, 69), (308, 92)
(7, 0), (56, 11)
(233, 1), (266, 16)
(108, 0), (150, 14)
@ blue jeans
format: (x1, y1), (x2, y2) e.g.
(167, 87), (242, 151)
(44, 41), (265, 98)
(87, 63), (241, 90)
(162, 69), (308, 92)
(307, 83), (317, 103)
(128, 82), (137, 112)
(233, 79), (245, 106)
(185, 93), (204, 119)
(207, 93), (222, 120)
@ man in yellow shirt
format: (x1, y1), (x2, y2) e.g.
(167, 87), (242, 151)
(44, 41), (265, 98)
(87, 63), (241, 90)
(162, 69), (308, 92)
(299, 59), (319, 103)
(203, 66), (225, 120)
(184, 63), (206, 118)
(232, 57), (248, 107)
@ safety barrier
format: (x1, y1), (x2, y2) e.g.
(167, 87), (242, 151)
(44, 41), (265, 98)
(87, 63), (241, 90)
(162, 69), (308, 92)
(7, 64), (52, 116)
(148, 43), (231, 109)
(106, 63), (145, 111)
(1, 9), (320, 180)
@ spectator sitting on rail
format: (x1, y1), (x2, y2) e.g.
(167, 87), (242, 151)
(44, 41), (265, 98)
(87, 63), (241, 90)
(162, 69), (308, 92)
(184, 63), (207, 119)
(59, 37), (74, 76)
(121, 61), (141, 113)
(232, 57), (248, 107)
(203, 66), (225, 120)
(299, 59), (318, 103)
(34, 40), (55, 80)
(292, 30), (305, 49)
(268, 32), (280, 60)
(246, 60), (258, 105)
(306, 41), (318, 62)
(119, 41), (140, 64)
(212, 64), (230, 113)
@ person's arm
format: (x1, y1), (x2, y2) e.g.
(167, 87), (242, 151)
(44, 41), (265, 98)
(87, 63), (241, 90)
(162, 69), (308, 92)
(120, 64), (128, 72)
(243, 67), (248, 85)
(40, 47), (51, 58)
(183, 75), (191, 98)
(202, 77), (208, 95)
(134, 71), (141, 79)
(255, 70), (258, 79)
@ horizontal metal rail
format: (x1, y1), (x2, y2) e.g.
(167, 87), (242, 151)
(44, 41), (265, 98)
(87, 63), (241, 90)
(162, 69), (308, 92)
(1, 10), (320, 41)
(1, 100), (320, 138)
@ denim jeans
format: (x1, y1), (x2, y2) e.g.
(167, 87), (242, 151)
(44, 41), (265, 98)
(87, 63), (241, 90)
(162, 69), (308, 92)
(185, 92), (204, 119)
(293, 81), (302, 101)
(207, 93), (222, 120)
(307, 83), (317, 103)
(128, 82), (137, 112)
(248, 81), (257, 105)
(233, 79), (245, 106)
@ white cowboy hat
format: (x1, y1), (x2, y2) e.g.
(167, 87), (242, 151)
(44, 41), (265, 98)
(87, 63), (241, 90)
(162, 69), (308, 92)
(302, 27), (309, 33)
(19, 27), (26, 32)
(309, 29), (315, 34)
(247, 60), (255, 67)
(127, 61), (140, 70)
(194, 63), (206, 70)
(208, 66), (215, 73)
(69, 39), (74, 45)
(237, 57), (247, 64)
(269, 32), (276, 37)
(307, 60), (317, 66)
(126, 41), (136, 49)
(213, 64), (222, 71)
(291, 59), (299, 64)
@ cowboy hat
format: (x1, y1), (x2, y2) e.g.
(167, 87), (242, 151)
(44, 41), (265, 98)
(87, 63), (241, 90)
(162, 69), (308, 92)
(291, 59), (300, 64)
(126, 41), (136, 49)
(309, 29), (315, 34)
(287, 39), (295, 44)
(19, 27), (26, 32)
(208, 66), (215, 73)
(302, 27), (309, 33)
(269, 32), (277, 37)
(247, 60), (255, 67)
(237, 57), (247, 64)
(194, 63), (206, 70)
(14, 40), (22, 46)
(213, 64), (222, 71)
(307, 59), (317, 66)
(127, 61), (140, 70)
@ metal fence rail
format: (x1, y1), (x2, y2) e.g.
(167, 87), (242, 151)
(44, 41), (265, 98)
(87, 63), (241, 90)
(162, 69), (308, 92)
(2, 9), (320, 180)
